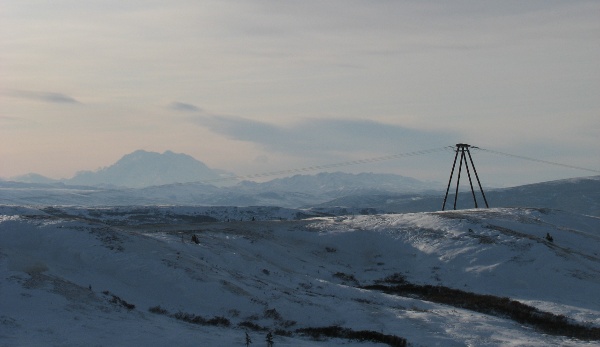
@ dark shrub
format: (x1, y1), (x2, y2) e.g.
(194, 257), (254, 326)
(207, 316), (231, 327)
(238, 321), (267, 331)
(149, 305), (169, 315)
(264, 308), (282, 321)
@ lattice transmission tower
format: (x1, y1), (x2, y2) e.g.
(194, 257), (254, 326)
(442, 144), (489, 211)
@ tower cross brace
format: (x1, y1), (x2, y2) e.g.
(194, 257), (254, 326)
(442, 143), (489, 211)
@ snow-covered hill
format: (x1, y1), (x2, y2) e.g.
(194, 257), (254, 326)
(319, 175), (600, 217)
(2, 205), (599, 346)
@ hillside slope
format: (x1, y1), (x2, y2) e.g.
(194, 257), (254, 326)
(319, 175), (600, 216)
(1, 206), (599, 346)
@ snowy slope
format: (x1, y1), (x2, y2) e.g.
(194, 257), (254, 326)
(1, 206), (599, 346)
(319, 175), (600, 217)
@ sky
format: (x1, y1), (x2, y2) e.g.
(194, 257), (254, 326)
(1, 0), (599, 187)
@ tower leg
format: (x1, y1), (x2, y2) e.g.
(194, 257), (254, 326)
(442, 148), (460, 211)
(463, 148), (478, 208)
(453, 148), (465, 210)
(466, 149), (489, 208)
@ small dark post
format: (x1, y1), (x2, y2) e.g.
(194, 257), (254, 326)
(442, 144), (489, 210)
(245, 331), (252, 347)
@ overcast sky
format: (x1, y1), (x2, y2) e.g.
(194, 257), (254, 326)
(1, 0), (599, 187)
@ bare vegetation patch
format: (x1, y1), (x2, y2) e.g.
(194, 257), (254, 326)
(102, 291), (135, 310)
(364, 275), (600, 341)
(148, 306), (231, 327)
(296, 326), (407, 347)
(333, 272), (359, 286)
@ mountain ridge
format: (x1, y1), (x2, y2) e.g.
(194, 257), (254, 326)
(6, 149), (442, 194)
(68, 149), (230, 188)
(11, 150), (232, 188)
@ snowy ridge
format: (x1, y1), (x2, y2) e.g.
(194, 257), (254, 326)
(1, 206), (599, 346)
(319, 175), (600, 217)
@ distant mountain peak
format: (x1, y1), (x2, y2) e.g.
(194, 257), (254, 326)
(66, 150), (230, 188)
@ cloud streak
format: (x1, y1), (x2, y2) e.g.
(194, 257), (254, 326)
(8, 90), (80, 104)
(192, 114), (456, 156)
(168, 101), (201, 112)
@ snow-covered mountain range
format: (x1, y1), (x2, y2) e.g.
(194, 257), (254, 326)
(2, 205), (599, 346)
(3, 149), (446, 207)
(9, 150), (233, 188)
(7, 149), (597, 217)
(7, 149), (436, 192)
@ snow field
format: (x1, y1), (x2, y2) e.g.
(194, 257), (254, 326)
(1, 206), (599, 346)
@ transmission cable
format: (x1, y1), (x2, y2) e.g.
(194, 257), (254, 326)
(201, 146), (450, 184)
(475, 147), (600, 174)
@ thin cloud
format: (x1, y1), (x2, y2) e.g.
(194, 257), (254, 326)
(8, 90), (80, 104)
(254, 155), (269, 164)
(192, 114), (456, 156)
(0, 115), (20, 121)
(168, 101), (201, 112)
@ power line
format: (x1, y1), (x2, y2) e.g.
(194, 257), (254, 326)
(198, 145), (598, 185)
(202, 147), (450, 184)
(475, 147), (600, 174)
